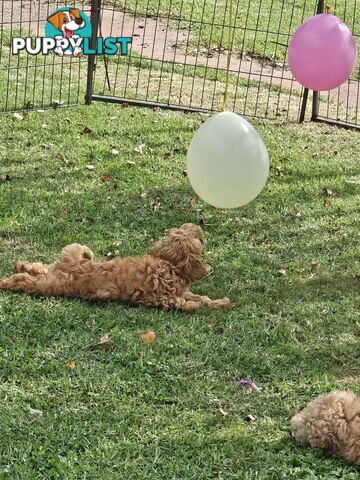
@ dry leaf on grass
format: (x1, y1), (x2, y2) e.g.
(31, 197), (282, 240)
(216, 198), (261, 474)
(82, 126), (93, 134)
(245, 414), (256, 422)
(127, 160), (136, 166)
(219, 408), (228, 417)
(96, 334), (113, 351)
(66, 361), (77, 369)
(27, 417), (39, 426)
(86, 164), (95, 170)
(41, 123), (49, 129)
(111, 149), (119, 156)
(139, 331), (157, 344)
(152, 201), (161, 211)
(29, 407), (43, 416)
(101, 175), (111, 182)
(323, 187), (333, 196)
(331, 353), (348, 363)
(324, 199), (332, 206)
(207, 318), (217, 329)
(135, 144), (145, 154)
(278, 268), (287, 276)
(13, 112), (25, 120)
(139, 192), (147, 199)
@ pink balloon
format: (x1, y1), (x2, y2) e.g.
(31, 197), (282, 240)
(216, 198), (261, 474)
(288, 14), (357, 91)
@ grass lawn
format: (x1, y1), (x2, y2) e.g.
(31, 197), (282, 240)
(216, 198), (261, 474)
(0, 104), (359, 479)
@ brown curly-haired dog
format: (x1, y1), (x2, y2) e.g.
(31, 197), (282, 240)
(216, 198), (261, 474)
(291, 391), (360, 465)
(0, 223), (233, 311)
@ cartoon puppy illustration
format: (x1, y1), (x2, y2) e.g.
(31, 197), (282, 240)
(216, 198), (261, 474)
(47, 8), (85, 56)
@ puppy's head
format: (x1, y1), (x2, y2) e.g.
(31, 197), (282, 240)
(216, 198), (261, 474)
(149, 223), (209, 283)
(291, 391), (360, 454)
(47, 9), (85, 36)
(290, 412), (309, 446)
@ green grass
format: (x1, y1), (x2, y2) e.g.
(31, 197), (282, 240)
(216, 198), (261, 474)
(0, 104), (359, 478)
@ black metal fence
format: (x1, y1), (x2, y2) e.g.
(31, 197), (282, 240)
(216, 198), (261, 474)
(0, 0), (89, 112)
(1, 0), (359, 129)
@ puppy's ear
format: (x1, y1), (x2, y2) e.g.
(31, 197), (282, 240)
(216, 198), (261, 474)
(334, 418), (349, 443)
(149, 228), (207, 282)
(47, 11), (65, 30)
(69, 9), (82, 19)
(344, 395), (360, 422)
(149, 229), (197, 262)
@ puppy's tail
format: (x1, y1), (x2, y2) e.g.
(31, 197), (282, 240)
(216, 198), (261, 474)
(60, 244), (94, 263)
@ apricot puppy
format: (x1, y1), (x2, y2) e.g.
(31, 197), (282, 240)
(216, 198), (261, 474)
(0, 223), (233, 312)
(291, 391), (360, 465)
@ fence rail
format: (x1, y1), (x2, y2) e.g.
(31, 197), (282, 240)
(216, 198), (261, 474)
(1, 0), (359, 129)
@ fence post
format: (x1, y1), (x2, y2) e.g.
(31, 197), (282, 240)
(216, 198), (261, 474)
(299, 88), (309, 123)
(299, 0), (325, 122)
(311, 0), (325, 120)
(85, 0), (101, 105)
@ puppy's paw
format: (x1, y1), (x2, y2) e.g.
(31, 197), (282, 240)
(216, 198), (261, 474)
(210, 297), (235, 309)
(14, 261), (27, 274)
(80, 245), (94, 261)
(221, 297), (236, 308)
(14, 262), (47, 276)
(54, 46), (64, 56)
(205, 263), (213, 276)
(73, 47), (83, 57)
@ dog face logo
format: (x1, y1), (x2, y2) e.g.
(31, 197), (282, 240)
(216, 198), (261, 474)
(45, 7), (91, 56)
(12, 7), (131, 56)
(47, 9), (85, 39)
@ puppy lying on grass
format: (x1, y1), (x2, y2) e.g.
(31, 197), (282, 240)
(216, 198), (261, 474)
(291, 391), (360, 465)
(0, 223), (233, 312)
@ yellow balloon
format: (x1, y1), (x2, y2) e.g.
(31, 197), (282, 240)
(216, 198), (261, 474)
(186, 112), (270, 209)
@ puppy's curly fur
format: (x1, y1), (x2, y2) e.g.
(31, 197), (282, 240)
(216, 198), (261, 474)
(291, 391), (360, 465)
(0, 223), (233, 311)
